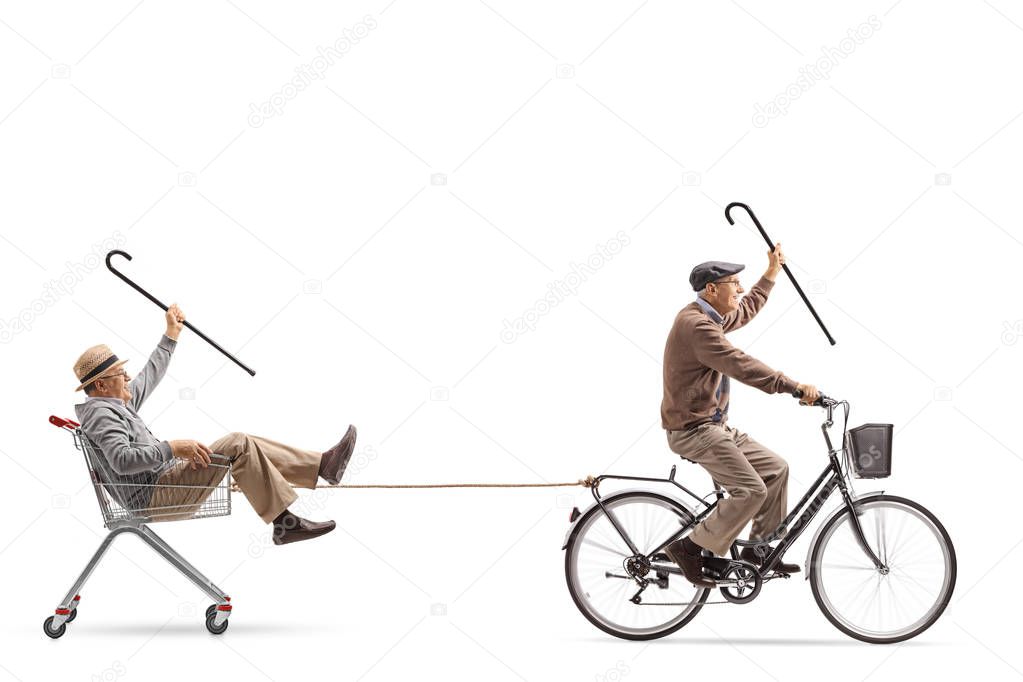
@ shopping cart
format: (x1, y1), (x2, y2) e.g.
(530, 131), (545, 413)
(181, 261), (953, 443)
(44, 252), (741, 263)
(44, 415), (235, 638)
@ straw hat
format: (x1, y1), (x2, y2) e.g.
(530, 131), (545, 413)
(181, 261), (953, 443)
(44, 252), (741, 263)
(73, 344), (129, 392)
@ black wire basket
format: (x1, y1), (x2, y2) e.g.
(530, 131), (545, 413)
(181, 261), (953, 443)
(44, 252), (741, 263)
(845, 423), (893, 479)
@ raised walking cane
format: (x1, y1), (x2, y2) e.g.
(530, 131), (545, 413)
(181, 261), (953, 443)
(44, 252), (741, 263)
(105, 250), (257, 376)
(724, 202), (836, 346)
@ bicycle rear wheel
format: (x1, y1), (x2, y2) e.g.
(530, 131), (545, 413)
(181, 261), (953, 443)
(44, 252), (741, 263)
(809, 494), (956, 643)
(564, 491), (708, 640)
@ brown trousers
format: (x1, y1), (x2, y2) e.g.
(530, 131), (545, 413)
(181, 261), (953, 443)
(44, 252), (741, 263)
(666, 423), (789, 556)
(146, 432), (322, 524)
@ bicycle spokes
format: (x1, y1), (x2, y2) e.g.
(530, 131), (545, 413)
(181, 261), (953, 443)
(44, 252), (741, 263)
(810, 498), (955, 642)
(565, 493), (708, 639)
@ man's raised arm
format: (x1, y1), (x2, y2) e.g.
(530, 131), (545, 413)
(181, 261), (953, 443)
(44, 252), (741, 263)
(720, 244), (785, 333)
(129, 303), (185, 411)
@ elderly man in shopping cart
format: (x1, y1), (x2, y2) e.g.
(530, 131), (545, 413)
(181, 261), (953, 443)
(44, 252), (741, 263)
(660, 245), (821, 588)
(71, 304), (356, 546)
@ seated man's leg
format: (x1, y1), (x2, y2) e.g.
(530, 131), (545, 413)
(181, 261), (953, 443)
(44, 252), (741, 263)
(730, 426), (789, 543)
(667, 424), (768, 556)
(230, 433), (321, 488)
(210, 432), (310, 523)
(146, 458), (228, 522)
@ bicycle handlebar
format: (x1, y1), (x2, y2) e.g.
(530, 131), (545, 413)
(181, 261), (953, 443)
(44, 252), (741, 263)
(791, 388), (836, 407)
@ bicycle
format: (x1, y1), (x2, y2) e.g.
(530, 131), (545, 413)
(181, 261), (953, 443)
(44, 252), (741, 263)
(562, 391), (956, 643)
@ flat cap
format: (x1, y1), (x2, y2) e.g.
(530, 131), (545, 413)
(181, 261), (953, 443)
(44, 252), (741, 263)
(689, 261), (745, 291)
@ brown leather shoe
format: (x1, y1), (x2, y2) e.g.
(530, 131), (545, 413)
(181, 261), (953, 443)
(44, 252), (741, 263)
(272, 512), (336, 546)
(319, 424), (357, 485)
(664, 537), (717, 589)
(739, 545), (800, 574)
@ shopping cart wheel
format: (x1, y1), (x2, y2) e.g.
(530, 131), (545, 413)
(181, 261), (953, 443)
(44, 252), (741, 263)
(65, 608), (77, 624)
(42, 616), (66, 639)
(205, 611), (229, 635)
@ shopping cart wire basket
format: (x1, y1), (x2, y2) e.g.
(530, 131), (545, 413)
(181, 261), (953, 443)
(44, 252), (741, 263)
(43, 415), (235, 638)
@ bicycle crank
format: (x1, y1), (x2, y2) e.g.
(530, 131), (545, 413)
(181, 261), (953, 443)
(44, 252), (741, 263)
(718, 562), (763, 605)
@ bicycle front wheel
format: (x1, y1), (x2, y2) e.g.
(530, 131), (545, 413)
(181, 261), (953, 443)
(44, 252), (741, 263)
(809, 494), (956, 643)
(564, 491), (708, 641)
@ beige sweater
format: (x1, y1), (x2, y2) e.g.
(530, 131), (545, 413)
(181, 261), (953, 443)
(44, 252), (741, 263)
(661, 276), (798, 431)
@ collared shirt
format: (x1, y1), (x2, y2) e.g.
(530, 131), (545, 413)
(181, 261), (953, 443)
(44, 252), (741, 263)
(695, 295), (724, 324)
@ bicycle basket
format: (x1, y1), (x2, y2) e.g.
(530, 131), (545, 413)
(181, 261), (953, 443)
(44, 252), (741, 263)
(844, 423), (893, 479)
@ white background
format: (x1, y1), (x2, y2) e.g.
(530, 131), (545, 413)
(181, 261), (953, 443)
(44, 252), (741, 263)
(1, 1), (1020, 680)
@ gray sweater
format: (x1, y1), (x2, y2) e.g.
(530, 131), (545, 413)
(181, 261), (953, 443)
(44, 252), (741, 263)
(74, 334), (178, 510)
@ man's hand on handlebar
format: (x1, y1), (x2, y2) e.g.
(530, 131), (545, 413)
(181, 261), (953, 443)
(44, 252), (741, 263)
(794, 383), (821, 406)
(169, 439), (212, 470)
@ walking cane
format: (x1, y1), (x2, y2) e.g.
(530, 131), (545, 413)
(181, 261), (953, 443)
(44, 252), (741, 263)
(724, 202), (836, 346)
(105, 250), (257, 376)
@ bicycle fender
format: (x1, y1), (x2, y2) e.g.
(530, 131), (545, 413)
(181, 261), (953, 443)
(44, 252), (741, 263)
(561, 488), (696, 550)
(802, 490), (886, 578)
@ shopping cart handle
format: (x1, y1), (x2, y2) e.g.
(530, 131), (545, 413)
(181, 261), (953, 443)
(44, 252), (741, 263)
(49, 415), (80, 430)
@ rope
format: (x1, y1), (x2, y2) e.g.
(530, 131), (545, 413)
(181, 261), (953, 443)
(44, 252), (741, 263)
(231, 476), (596, 493)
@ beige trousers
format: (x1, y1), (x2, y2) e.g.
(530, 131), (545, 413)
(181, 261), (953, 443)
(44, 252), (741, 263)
(666, 423), (789, 556)
(146, 432), (322, 524)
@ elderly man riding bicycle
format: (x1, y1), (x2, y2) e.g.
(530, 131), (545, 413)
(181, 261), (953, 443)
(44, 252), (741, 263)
(660, 244), (820, 588)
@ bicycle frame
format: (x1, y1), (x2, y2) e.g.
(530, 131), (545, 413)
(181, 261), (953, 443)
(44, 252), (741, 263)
(588, 400), (886, 577)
